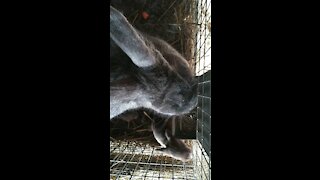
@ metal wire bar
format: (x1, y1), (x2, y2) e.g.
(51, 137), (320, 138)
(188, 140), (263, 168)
(110, 160), (194, 169)
(143, 148), (155, 179)
(171, 158), (175, 179)
(128, 143), (147, 179)
(194, 0), (212, 179)
(159, 155), (163, 179)
(116, 143), (138, 179)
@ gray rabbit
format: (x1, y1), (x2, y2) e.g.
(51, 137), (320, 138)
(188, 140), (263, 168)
(151, 116), (192, 162)
(110, 5), (197, 120)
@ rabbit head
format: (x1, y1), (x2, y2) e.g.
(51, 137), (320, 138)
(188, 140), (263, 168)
(110, 6), (197, 119)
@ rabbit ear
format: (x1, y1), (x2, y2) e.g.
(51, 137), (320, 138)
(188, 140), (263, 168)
(110, 6), (157, 68)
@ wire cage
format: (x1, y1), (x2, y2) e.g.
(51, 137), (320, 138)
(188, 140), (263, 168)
(194, 0), (212, 178)
(110, 0), (211, 179)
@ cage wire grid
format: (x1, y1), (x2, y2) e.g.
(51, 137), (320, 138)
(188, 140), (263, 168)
(110, 0), (211, 179)
(110, 141), (196, 180)
(194, 0), (211, 180)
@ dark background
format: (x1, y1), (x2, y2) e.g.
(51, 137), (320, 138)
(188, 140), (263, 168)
(2, 0), (108, 179)
(1, 0), (317, 179)
(212, 1), (317, 179)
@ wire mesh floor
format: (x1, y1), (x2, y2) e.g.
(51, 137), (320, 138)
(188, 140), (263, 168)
(110, 140), (210, 180)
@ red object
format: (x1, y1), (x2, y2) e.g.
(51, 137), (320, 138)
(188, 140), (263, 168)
(142, 11), (150, 20)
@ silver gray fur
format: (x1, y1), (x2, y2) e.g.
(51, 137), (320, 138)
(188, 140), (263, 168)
(151, 117), (192, 162)
(110, 6), (197, 120)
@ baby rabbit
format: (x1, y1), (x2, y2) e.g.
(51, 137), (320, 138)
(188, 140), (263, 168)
(150, 116), (192, 162)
